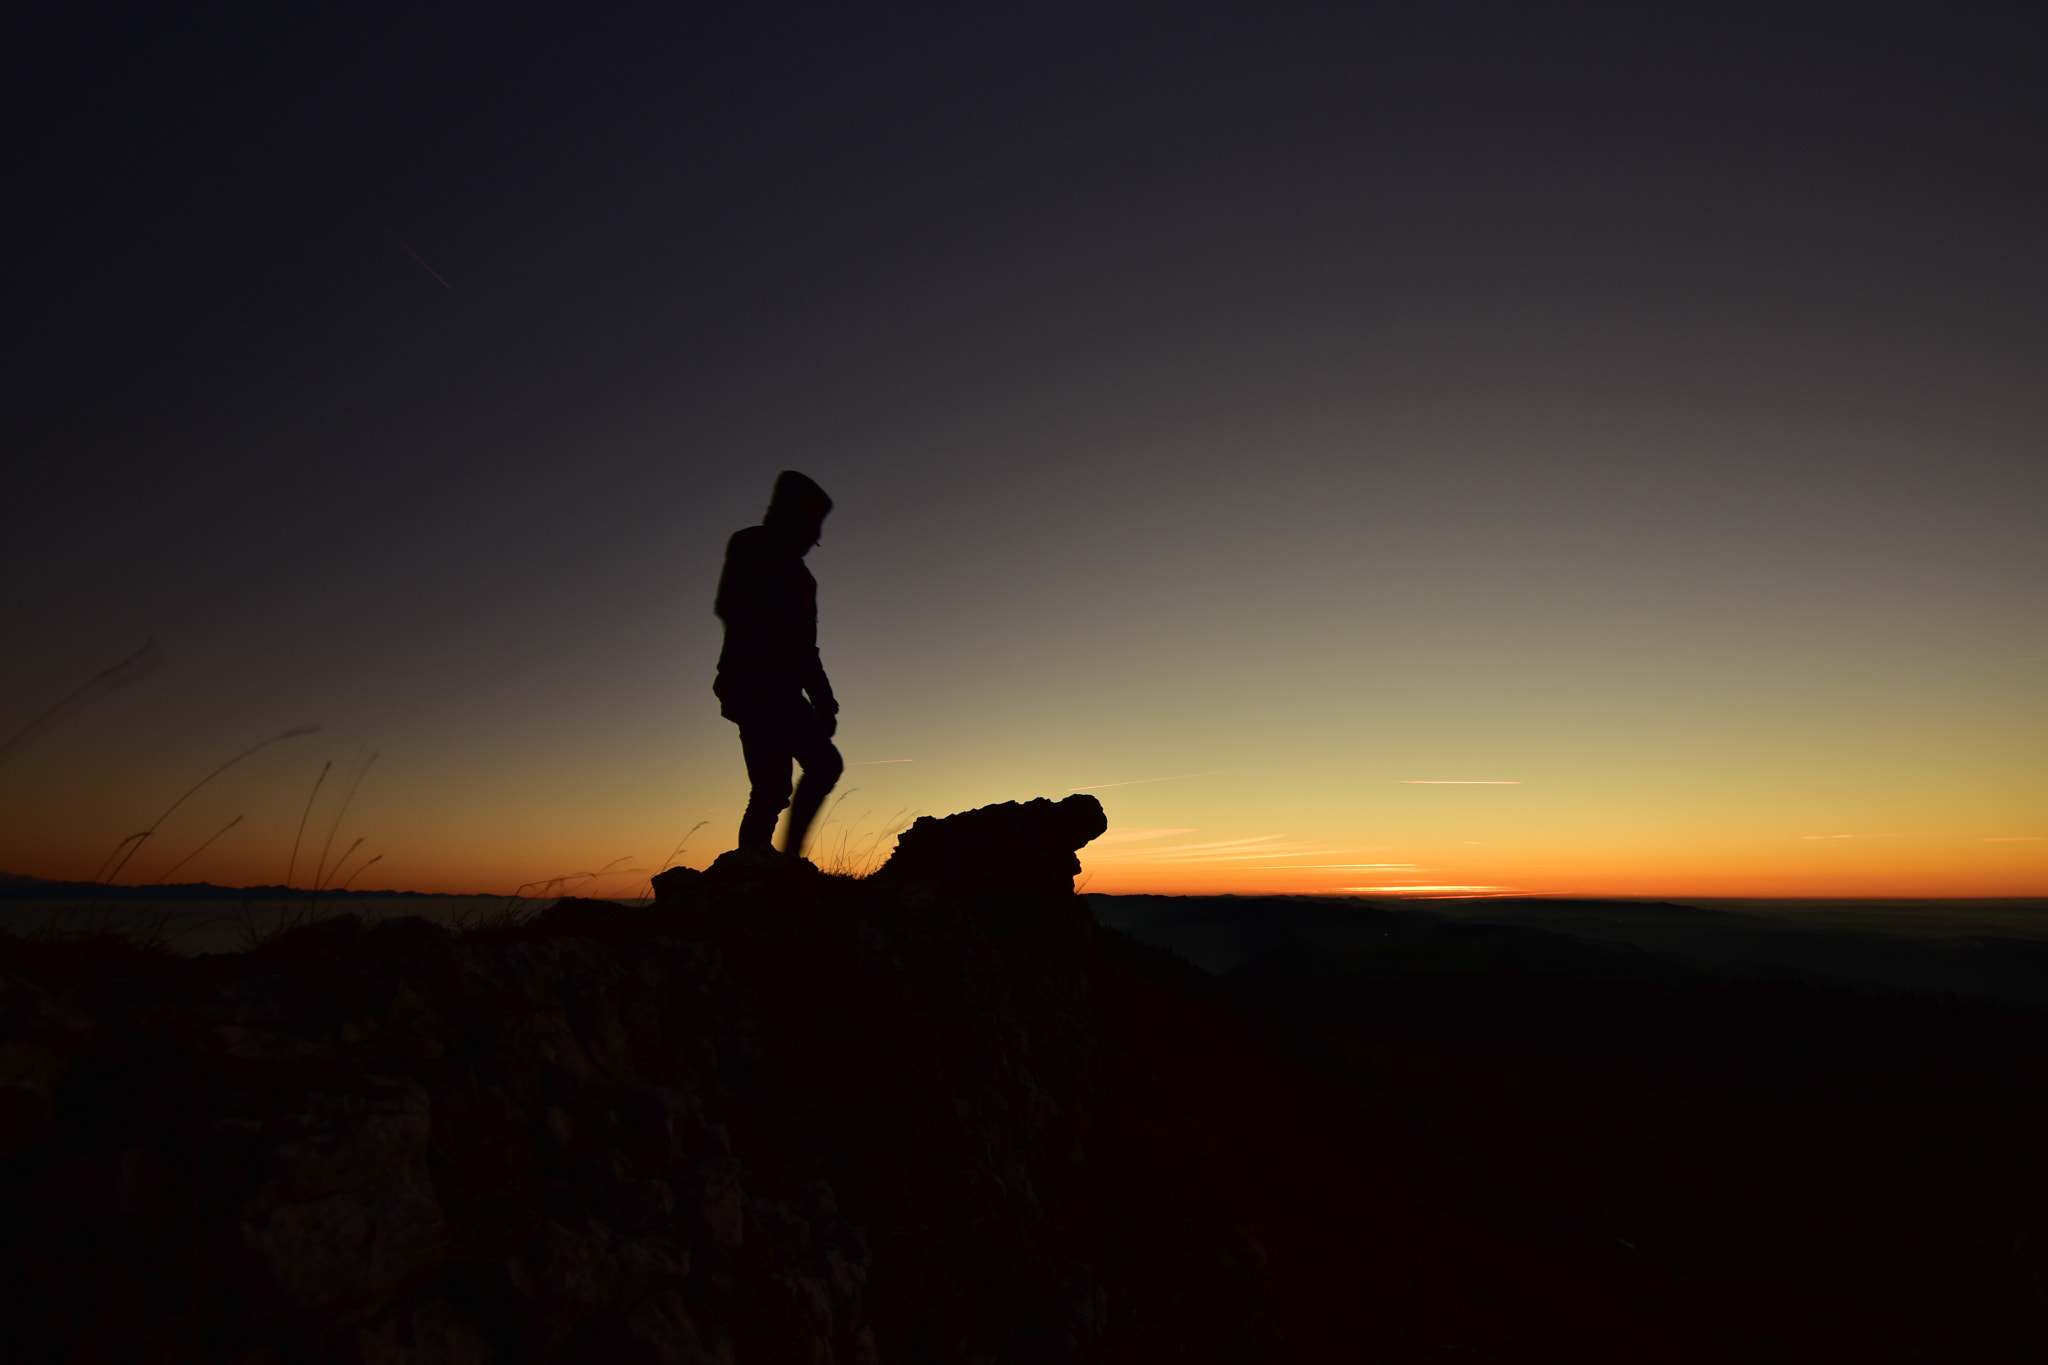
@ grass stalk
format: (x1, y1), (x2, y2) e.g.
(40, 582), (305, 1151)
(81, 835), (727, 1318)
(100, 725), (319, 885)
(149, 814), (243, 885)
(285, 760), (332, 890)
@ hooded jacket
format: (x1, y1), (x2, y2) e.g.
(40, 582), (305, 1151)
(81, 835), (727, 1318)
(713, 472), (836, 719)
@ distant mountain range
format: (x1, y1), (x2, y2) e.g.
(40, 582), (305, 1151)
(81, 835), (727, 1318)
(7, 871), (2042, 1008)
(0, 873), (486, 902)
(1088, 894), (2048, 1010)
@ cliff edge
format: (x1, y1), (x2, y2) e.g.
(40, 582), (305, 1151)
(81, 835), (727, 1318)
(0, 797), (1111, 1364)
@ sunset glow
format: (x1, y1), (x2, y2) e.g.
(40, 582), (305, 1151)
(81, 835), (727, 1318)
(3, 5), (2042, 905)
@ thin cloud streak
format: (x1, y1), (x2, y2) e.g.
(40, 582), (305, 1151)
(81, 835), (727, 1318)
(1091, 827), (1199, 846)
(1068, 770), (1225, 792)
(1400, 780), (1522, 785)
(1088, 834), (1366, 865)
(1237, 863), (1419, 871)
(1099, 851), (1357, 866)
(1087, 834), (1290, 856)
(1336, 884), (1528, 897)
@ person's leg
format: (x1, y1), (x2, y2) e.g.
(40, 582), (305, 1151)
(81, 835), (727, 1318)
(781, 708), (845, 860)
(735, 722), (796, 850)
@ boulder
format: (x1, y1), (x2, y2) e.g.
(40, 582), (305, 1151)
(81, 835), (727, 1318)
(868, 794), (1107, 898)
(650, 866), (702, 905)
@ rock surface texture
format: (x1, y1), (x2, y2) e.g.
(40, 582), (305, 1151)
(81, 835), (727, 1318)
(0, 797), (1108, 1364)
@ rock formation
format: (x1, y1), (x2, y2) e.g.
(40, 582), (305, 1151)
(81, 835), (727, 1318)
(0, 796), (1107, 1364)
(869, 795), (1108, 899)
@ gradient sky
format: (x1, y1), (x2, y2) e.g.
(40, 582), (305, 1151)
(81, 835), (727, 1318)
(4, 3), (2044, 899)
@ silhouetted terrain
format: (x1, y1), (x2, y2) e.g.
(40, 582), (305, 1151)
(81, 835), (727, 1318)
(0, 877), (490, 902)
(1093, 893), (2048, 1007)
(0, 878), (543, 956)
(4, 815), (2045, 1361)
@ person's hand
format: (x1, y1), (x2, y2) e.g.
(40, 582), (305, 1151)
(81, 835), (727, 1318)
(815, 703), (838, 739)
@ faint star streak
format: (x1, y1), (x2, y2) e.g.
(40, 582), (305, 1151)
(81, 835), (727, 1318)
(387, 230), (451, 288)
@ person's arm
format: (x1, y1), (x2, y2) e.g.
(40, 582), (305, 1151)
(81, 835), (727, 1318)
(801, 650), (837, 734)
(714, 529), (762, 630)
(796, 561), (837, 732)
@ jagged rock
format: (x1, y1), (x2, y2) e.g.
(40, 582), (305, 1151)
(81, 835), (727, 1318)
(334, 1295), (493, 1365)
(219, 1080), (450, 1325)
(0, 797), (1103, 1362)
(751, 1195), (811, 1255)
(581, 1142), (639, 1192)
(764, 1272), (836, 1364)
(650, 866), (703, 905)
(870, 794), (1107, 897)
(366, 914), (458, 965)
(561, 1288), (721, 1365)
(209, 1022), (340, 1066)
(609, 1177), (678, 1234)
(262, 912), (371, 966)
(216, 972), (318, 1026)
(697, 847), (830, 910)
(617, 1083), (695, 1165)
(681, 1156), (746, 1252)
(37, 1144), (162, 1220)
(1045, 1261), (1109, 1363)
(515, 1214), (690, 1358)
(0, 973), (94, 1155)
(530, 896), (630, 935)
(803, 1244), (864, 1319)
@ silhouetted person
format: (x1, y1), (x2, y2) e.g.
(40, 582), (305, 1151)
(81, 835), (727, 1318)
(714, 471), (844, 859)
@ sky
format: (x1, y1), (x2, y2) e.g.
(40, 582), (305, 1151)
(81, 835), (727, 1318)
(3, 2), (2043, 900)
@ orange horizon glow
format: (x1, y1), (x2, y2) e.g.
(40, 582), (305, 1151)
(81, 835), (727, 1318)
(5, 825), (2045, 903)
(1074, 824), (2048, 901)
(7, 815), (2044, 903)
(4, 640), (2042, 905)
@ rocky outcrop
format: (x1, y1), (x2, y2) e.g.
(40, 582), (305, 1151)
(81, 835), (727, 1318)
(870, 796), (1108, 900)
(0, 796), (1107, 1364)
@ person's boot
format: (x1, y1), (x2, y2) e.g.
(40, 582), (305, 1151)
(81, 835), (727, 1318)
(737, 799), (782, 852)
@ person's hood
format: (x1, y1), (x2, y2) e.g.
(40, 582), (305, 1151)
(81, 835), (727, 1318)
(763, 470), (832, 537)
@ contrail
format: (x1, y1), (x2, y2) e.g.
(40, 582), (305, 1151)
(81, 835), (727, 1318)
(1400, 780), (1521, 785)
(386, 230), (451, 289)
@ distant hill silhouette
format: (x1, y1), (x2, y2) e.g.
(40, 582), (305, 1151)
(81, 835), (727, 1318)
(1093, 891), (2048, 1009)
(0, 873), (492, 902)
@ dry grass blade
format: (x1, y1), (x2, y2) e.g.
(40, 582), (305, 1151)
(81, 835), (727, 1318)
(150, 813), (243, 885)
(818, 805), (916, 878)
(658, 822), (709, 874)
(308, 748), (377, 907)
(101, 725), (320, 885)
(285, 759), (332, 890)
(334, 854), (382, 893)
(0, 638), (164, 769)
